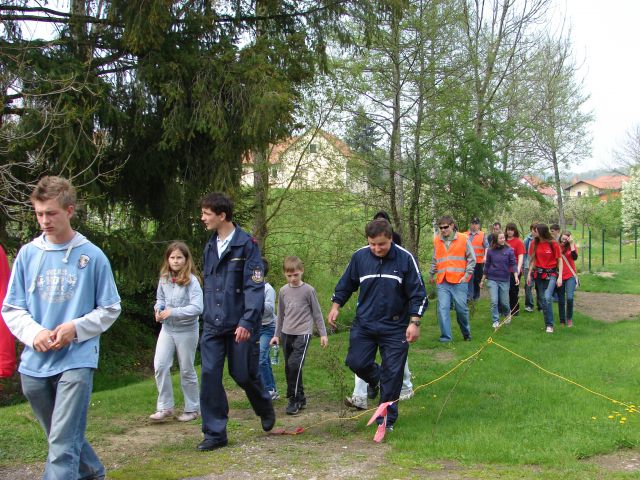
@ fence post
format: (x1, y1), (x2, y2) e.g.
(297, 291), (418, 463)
(602, 229), (605, 266)
(589, 229), (591, 273)
(636, 226), (638, 260)
(620, 228), (623, 263)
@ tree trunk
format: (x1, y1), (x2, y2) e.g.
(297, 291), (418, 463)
(552, 150), (566, 229)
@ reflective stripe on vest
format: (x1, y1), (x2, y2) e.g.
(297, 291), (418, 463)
(434, 233), (469, 284)
(469, 231), (486, 263)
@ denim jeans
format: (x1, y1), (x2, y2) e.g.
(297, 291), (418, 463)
(534, 275), (558, 327)
(21, 368), (105, 480)
(352, 359), (412, 399)
(153, 322), (200, 412)
(437, 281), (471, 341)
(557, 276), (577, 323)
(259, 322), (277, 393)
(523, 267), (535, 309)
(486, 279), (510, 323)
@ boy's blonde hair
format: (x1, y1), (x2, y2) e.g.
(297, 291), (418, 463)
(283, 256), (304, 273)
(30, 176), (77, 208)
(160, 241), (200, 286)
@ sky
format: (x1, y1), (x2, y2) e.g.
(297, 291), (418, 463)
(553, 0), (640, 173)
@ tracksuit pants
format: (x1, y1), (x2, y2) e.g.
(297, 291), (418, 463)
(281, 333), (311, 404)
(345, 322), (409, 426)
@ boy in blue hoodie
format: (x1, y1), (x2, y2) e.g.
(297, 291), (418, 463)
(2, 176), (121, 480)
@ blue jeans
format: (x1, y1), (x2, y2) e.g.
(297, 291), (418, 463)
(557, 276), (577, 323)
(523, 267), (535, 309)
(486, 279), (510, 323)
(437, 281), (471, 341)
(153, 322), (200, 412)
(534, 275), (558, 327)
(21, 368), (105, 480)
(259, 322), (277, 393)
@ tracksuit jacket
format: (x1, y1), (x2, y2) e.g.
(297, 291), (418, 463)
(332, 243), (428, 327)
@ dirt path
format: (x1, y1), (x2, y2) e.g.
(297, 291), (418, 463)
(574, 291), (640, 322)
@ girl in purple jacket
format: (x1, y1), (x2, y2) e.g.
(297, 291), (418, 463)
(481, 232), (518, 328)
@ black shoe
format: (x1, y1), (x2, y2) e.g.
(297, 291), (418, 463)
(286, 400), (300, 415)
(367, 381), (379, 400)
(298, 398), (307, 410)
(197, 438), (228, 451)
(463, 335), (471, 341)
(261, 407), (276, 432)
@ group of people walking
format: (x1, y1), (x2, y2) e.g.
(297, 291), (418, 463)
(432, 216), (579, 343)
(1, 174), (580, 479)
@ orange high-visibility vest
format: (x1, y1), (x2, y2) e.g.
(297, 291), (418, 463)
(465, 231), (486, 264)
(434, 233), (470, 284)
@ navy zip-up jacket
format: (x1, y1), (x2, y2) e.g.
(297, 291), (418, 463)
(332, 243), (427, 328)
(203, 225), (264, 334)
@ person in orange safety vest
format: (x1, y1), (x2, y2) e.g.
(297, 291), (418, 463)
(429, 215), (476, 342)
(464, 217), (488, 302)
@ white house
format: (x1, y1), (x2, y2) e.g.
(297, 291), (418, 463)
(242, 130), (366, 192)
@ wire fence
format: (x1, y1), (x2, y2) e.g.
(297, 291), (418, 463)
(576, 227), (639, 272)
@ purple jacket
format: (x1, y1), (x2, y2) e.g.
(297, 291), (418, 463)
(483, 246), (516, 282)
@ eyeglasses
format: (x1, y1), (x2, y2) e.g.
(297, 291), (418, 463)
(439, 225), (450, 230)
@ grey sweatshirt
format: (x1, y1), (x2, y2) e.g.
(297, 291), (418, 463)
(275, 282), (327, 337)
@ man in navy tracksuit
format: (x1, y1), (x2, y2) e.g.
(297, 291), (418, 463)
(197, 193), (275, 451)
(328, 218), (427, 431)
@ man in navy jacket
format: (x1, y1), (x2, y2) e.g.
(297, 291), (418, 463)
(328, 218), (427, 431)
(197, 193), (275, 451)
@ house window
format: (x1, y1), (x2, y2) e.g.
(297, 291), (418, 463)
(577, 191), (581, 197)
(308, 143), (317, 154)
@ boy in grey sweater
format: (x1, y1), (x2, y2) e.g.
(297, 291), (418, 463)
(270, 256), (328, 415)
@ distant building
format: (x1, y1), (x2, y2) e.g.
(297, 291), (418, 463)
(242, 130), (365, 192)
(564, 175), (629, 200)
(519, 175), (557, 200)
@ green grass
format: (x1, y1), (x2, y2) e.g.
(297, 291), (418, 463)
(2, 299), (639, 478)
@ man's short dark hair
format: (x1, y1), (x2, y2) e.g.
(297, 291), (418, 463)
(200, 192), (233, 221)
(493, 222), (501, 228)
(373, 210), (391, 222)
(365, 218), (393, 239)
(437, 215), (455, 226)
(550, 223), (560, 231)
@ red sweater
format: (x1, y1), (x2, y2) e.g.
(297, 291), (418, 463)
(533, 241), (560, 270)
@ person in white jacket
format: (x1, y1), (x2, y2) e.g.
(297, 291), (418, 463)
(2, 176), (121, 480)
(150, 241), (203, 422)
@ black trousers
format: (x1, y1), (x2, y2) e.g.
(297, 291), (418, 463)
(509, 274), (520, 316)
(281, 333), (311, 403)
(199, 325), (272, 442)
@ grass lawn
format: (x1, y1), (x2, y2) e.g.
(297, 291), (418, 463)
(1, 294), (639, 479)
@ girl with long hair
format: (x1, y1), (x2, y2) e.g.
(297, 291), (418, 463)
(481, 231), (518, 328)
(150, 241), (204, 422)
(505, 223), (525, 316)
(557, 231), (578, 327)
(526, 224), (563, 333)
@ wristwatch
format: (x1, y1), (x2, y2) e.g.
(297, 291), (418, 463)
(409, 319), (421, 327)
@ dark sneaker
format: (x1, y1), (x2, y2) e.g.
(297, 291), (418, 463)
(298, 398), (307, 410)
(367, 381), (379, 400)
(463, 335), (471, 341)
(197, 438), (228, 451)
(286, 400), (300, 415)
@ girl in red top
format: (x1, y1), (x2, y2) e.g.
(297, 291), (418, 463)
(557, 231), (578, 327)
(505, 223), (525, 317)
(526, 224), (563, 333)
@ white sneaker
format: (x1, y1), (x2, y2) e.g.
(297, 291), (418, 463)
(492, 321), (500, 329)
(399, 389), (414, 401)
(177, 411), (199, 422)
(545, 326), (554, 333)
(344, 395), (367, 410)
(269, 390), (280, 401)
(149, 409), (174, 421)
(524, 306), (534, 313)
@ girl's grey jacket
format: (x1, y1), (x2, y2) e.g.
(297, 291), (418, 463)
(154, 274), (204, 331)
